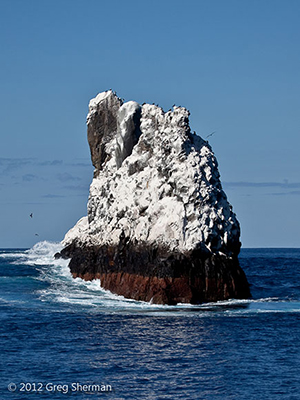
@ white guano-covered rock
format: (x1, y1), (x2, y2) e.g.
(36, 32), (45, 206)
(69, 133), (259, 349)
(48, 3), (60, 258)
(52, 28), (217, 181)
(63, 91), (240, 256)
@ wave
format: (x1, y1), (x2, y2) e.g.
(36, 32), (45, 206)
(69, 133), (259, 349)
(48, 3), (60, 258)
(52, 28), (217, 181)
(3, 241), (300, 315)
(23, 241), (65, 265)
(0, 241), (64, 263)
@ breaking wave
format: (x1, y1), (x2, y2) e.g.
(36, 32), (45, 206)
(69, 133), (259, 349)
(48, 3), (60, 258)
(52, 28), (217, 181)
(2, 241), (300, 316)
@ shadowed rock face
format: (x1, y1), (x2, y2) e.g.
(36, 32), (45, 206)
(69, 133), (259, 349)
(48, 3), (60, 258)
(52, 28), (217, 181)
(87, 91), (123, 176)
(115, 101), (141, 169)
(59, 239), (250, 305)
(58, 90), (251, 304)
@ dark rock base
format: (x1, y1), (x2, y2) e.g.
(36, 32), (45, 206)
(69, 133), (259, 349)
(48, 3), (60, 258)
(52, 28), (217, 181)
(57, 240), (251, 305)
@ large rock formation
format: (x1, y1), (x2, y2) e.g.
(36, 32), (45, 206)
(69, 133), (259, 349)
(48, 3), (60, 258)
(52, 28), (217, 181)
(58, 90), (250, 304)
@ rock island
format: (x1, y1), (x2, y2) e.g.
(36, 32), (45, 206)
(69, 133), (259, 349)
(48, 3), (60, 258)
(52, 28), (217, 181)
(57, 90), (250, 304)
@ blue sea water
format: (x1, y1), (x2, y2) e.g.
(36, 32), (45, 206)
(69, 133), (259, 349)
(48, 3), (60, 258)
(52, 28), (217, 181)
(0, 242), (300, 399)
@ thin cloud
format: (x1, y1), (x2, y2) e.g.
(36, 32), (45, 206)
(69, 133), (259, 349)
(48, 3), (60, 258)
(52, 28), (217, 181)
(0, 158), (64, 169)
(42, 194), (66, 198)
(0, 158), (35, 174)
(69, 162), (92, 167)
(38, 160), (63, 166)
(56, 173), (81, 182)
(64, 183), (90, 192)
(223, 181), (300, 189)
(67, 158), (93, 167)
(0, 157), (35, 165)
(22, 174), (38, 182)
(269, 190), (300, 196)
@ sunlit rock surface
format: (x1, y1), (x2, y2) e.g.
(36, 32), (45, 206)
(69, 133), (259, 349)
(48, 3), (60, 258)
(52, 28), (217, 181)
(58, 90), (250, 304)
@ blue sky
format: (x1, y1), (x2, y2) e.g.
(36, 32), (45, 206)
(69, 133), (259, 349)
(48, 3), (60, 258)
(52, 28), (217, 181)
(1, 0), (299, 248)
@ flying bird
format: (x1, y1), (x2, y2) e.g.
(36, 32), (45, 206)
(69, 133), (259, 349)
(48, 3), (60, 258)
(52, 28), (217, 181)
(30, 213), (33, 218)
(206, 131), (216, 139)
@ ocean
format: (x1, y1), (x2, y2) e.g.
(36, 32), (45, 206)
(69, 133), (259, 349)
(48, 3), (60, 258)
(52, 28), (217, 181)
(0, 242), (299, 399)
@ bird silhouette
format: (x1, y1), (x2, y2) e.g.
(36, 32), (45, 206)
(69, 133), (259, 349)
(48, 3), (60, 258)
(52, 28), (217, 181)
(206, 131), (216, 139)
(30, 213), (33, 218)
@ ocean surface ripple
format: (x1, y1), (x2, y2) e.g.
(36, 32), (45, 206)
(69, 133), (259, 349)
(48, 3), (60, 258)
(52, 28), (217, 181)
(1, 242), (300, 399)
